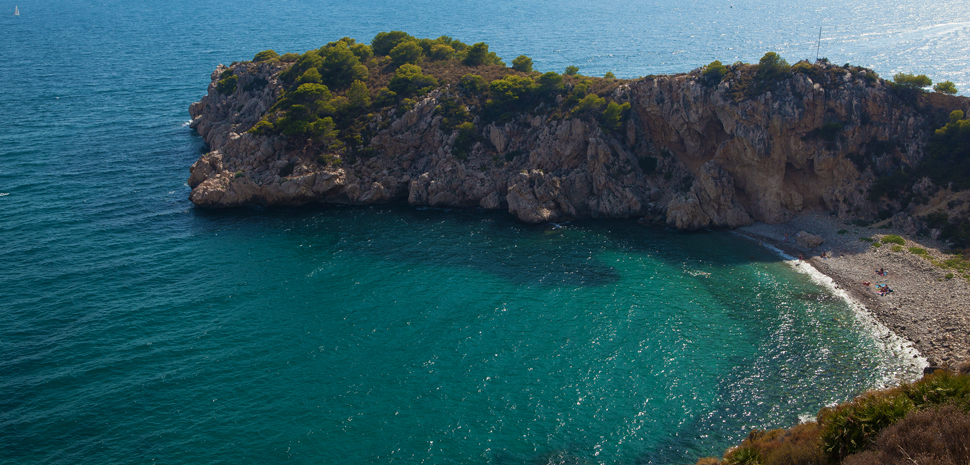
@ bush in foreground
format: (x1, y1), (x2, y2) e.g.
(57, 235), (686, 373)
(697, 369), (970, 465)
(842, 404), (970, 465)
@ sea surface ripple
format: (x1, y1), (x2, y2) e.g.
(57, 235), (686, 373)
(1, 0), (963, 463)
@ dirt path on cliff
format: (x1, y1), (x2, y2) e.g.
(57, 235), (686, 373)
(736, 212), (970, 368)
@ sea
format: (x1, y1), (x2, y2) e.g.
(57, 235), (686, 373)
(2, 0), (967, 463)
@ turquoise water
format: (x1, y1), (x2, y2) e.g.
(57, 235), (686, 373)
(1, 0), (962, 463)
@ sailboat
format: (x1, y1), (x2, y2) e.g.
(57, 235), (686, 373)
(14, 5), (19, 15)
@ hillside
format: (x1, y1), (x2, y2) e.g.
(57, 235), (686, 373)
(187, 32), (970, 245)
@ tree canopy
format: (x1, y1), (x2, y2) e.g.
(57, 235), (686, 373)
(893, 72), (932, 90)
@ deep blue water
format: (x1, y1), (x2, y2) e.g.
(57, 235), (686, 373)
(1, 0), (963, 463)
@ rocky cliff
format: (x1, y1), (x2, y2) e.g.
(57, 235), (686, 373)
(187, 61), (968, 230)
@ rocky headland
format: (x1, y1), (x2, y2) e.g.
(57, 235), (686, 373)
(186, 43), (966, 231)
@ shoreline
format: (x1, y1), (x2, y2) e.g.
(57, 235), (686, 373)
(735, 212), (970, 369)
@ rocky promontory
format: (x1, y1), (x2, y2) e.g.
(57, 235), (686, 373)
(187, 35), (969, 232)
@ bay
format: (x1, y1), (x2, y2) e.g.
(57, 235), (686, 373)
(1, 0), (962, 463)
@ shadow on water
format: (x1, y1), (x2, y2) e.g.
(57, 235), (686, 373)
(187, 202), (787, 289)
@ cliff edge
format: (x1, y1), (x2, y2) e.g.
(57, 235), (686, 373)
(187, 39), (968, 231)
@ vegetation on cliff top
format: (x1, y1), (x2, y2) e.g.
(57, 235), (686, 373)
(696, 367), (970, 465)
(233, 32), (626, 165)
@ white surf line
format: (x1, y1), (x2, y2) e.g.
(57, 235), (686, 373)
(733, 232), (928, 388)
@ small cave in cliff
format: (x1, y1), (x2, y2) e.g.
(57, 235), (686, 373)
(782, 160), (824, 210)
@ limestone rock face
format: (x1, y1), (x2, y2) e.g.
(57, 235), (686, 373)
(187, 60), (965, 228)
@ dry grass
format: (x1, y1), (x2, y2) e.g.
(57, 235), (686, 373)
(841, 404), (970, 465)
(697, 370), (970, 465)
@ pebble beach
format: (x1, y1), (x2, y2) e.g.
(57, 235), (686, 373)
(737, 213), (970, 369)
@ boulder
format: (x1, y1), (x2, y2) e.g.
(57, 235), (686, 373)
(796, 231), (825, 248)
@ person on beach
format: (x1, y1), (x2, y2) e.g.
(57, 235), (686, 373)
(875, 283), (893, 296)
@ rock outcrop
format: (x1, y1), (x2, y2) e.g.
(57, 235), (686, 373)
(187, 61), (968, 229)
(796, 231), (825, 249)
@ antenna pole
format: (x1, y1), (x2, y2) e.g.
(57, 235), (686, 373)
(816, 27), (822, 61)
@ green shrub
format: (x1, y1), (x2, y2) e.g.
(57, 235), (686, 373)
(893, 72), (932, 90)
(511, 55), (533, 73)
(488, 74), (538, 113)
(374, 87), (397, 107)
(453, 122), (477, 158)
(279, 52), (300, 62)
(572, 93), (606, 116)
(429, 44), (454, 61)
(234, 171), (245, 178)
(903, 370), (970, 410)
(791, 60), (815, 75)
(891, 245), (903, 252)
(564, 65), (579, 76)
(723, 445), (761, 465)
(217, 74), (238, 95)
(946, 273), (955, 279)
(933, 80), (958, 94)
(562, 80), (589, 108)
(291, 82), (333, 105)
(397, 97), (416, 114)
(921, 110), (970, 192)
(536, 72), (565, 99)
(701, 60), (728, 84)
(389, 40), (423, 66)
(297, 67), (323, 85)
(372, 31), (414, 56)
(247, 119), (274, 135)
(882, 234), (905, 245)
(909, 247), (928, 255)
(318, 42), (369, 89)
(462, 42), (492, 66)
(349, 43), (373, 62)
(276, 104), (311, 136)
(388, 64), (438, 98)
(280, 50), (323, 82)
(818, 390), (915, 462)
(872, 242), (883, 248)
(942, 256), (970, 272)
(435, 97), (471, 132)
(757, 52), (791, 82)
(837, 229), (849, 234)
(347, 80), (371, 109)
(601, 101), (631, 132)
(253, 50), (279, 62)
(458, 74), (489, 96)
(868, 169), (913, 201)
(309, 116), (338, 140)
(718, 423), (826, 465)
(604, 71), (615, 79)
(859, 237), (874, 242)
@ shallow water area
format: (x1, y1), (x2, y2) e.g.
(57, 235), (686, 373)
(1, 0), (962, 463)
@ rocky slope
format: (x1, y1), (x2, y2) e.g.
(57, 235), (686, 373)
(187, 62), (968, 230)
